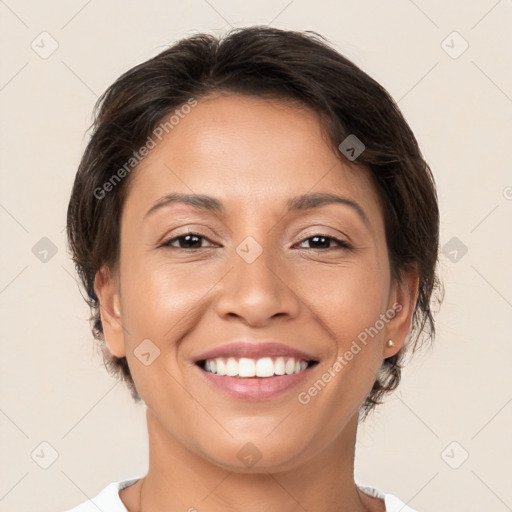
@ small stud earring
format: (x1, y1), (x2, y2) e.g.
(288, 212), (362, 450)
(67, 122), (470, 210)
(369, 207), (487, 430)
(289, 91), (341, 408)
(386, 339), (395, 348)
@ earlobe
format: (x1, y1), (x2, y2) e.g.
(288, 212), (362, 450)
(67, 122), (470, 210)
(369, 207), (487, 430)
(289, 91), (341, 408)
(94, 266), (126, 358)
(383, 266), (419, 358)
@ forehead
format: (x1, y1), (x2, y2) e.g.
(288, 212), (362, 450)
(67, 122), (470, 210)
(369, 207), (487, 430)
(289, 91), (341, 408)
(125, 94), (384, 227)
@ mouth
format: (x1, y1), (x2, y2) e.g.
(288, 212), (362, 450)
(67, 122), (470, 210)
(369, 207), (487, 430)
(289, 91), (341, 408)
(192, 341), (320, 400)
(194, 354), (319, 401)
(196, 356), (319, 378)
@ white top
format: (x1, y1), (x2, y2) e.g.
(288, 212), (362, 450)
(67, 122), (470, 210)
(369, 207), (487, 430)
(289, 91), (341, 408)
(64, 477), (417, 511)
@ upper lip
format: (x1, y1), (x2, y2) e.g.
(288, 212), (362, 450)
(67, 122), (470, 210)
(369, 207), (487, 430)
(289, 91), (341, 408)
(193, 341), (318, 363)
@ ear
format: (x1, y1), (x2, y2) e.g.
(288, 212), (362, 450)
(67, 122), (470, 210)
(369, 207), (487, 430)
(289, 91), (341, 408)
(383, 265), (420, 358)
(94, 265), (126, 358)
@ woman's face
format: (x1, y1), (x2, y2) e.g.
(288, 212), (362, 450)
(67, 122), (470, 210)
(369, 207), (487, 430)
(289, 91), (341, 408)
(97, 93), (417, 472)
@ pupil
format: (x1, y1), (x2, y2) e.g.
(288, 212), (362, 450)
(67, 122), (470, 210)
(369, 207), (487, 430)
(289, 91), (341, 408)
(182, 234), (200, 248)
(311, 236), (329, 248)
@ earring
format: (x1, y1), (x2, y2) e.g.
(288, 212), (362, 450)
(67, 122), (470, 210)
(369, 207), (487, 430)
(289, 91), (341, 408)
(386, 339), (395, 348)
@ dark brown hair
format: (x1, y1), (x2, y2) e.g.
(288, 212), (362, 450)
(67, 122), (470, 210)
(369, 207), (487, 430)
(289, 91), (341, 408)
(66, 25), (442, 418)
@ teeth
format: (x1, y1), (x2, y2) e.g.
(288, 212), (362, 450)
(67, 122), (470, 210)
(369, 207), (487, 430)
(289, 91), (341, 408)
(202, 356), (311, 377)
(285, 357), (295, 375)
(226, 357), (238, 376)
(256, 357), (274, 377)
(217, 359), (226, 376)
(274, 357), (286, 375)
(239, 357), (256, 377)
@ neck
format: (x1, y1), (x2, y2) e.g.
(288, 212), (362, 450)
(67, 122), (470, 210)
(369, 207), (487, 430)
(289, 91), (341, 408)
(128, 408), (378, 512)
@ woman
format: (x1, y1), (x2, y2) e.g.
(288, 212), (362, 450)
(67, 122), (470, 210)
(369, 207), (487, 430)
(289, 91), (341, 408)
(65, 26), (441, 512)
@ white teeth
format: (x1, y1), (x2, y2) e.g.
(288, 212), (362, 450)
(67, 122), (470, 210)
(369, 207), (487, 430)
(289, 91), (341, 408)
(274, 357), (286, 375)
(238, 358), (256, 377)
(226, 357), (238, 377)
(216, 359), (226, 376)
(285, 357), (295, 375)
(256, 357), (274, 377)
(202, 356), (311, 377)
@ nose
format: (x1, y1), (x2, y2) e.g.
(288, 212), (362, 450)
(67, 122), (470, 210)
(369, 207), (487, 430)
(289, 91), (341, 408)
(214, 241), (301, 327)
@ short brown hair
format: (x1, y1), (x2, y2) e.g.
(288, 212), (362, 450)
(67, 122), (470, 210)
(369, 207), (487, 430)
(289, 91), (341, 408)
(66, 26), (442, 418)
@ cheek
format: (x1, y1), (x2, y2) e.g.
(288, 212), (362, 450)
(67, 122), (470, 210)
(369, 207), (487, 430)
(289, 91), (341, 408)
(302, 258), (389, 337)
(120, 255), (211, 337)
(300, 259), (389, 389)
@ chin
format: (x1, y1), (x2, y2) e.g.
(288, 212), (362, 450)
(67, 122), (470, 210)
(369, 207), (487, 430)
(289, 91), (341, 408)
(195, 432), (313, 474)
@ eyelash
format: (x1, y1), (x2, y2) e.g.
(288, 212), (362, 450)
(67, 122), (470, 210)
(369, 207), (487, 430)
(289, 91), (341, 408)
(161, 232), (353, 251)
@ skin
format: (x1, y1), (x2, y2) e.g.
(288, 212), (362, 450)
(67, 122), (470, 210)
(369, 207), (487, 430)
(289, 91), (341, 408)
(94, 93), (419, 512)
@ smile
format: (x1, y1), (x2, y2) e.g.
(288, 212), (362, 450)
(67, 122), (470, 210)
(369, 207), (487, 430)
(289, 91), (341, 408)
(198, 356), (317, 377)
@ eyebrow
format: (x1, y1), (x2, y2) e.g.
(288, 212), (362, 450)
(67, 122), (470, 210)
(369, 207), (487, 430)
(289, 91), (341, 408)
(144, 191), (370, 227)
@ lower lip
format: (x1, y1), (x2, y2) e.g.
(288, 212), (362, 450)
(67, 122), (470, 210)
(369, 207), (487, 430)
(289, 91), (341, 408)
(196, 364), (316, 401)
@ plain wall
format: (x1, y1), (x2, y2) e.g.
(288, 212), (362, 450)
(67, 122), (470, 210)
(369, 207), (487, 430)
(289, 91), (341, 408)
(1, 1), (511, 511)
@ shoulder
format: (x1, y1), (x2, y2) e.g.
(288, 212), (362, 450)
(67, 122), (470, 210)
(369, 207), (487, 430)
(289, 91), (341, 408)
(63, 477), (141, 512)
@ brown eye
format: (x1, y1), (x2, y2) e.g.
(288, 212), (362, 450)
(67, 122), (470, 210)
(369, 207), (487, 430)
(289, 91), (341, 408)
(297, 234), (352, 250)
(162, 232), (213, 249)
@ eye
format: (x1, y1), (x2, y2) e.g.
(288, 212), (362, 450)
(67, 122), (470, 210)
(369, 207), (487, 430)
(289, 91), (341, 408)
(161, 232), (215, 250)
(160, 232), (352, 251)
(297, 234), (352, 250)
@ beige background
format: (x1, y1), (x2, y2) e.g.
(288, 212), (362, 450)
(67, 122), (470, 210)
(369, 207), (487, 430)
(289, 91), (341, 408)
(1, 1), (511, 511)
